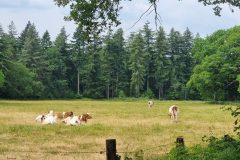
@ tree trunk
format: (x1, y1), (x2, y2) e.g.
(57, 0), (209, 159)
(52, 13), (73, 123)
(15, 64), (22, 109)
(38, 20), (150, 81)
(77, 68), (80, 95)
(107, 84), (110, 99)
(158, 87), (161, 100)
(116, 74), (118, 97)
(147, 77), (149, 91)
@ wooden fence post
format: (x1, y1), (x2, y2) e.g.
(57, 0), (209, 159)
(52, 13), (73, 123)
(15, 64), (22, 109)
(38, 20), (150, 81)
(106, 139), (116, 160)
(176, 136), (184, 147)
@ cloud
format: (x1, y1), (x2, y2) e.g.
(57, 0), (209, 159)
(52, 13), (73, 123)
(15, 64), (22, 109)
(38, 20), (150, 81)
(0, 0), (54, 10)
(119, 0), (240, 37)
(0, 1), (75, 40)
(0, 0), (240, 40)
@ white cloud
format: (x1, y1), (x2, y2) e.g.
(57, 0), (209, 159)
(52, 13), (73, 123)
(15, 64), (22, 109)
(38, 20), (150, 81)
(0, 0), (54, 9)
(0, 1), (75, 40)
(0, 0), (240, 40)
(119, 0), (240, 37)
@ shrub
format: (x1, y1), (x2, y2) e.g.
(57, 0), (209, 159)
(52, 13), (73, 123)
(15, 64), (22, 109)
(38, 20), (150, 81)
(162, 135), (240, 160)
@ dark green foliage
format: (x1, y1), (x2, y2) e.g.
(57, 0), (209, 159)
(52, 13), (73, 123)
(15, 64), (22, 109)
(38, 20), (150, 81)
(101, 29), (129, 98)
(0, 20), (239, 100)
(41, 30), (52, 50)
(223, 105), (240, 136)
(0, 70), (4, 88)
(128, 33), (145, 97)
(1, 63), (43, 98)
(188, 26), (240, 101)
(154, 26), (169, 99)
(162, 135), (240, 160)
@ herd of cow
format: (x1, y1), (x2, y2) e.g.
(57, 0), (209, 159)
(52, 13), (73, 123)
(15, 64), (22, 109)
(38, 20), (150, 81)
(35, 111), (92, 126)
(35, 101), (178, 126)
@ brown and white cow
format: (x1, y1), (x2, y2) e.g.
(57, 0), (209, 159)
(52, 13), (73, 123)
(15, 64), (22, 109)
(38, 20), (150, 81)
(56, 111), (74, 119)
(79, 113), (92, 123)
(168, 105), (179, 121)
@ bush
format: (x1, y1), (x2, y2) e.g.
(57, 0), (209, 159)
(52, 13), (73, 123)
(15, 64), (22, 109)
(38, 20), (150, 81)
(141, 89), (155, 99)
(162, 135), (240, 160)
(118, 90), (126, 99)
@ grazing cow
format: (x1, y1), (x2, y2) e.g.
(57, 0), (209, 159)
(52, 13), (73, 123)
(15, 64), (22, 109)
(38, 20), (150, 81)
(63, 116), (80, 126)
(79, 113), (92, 123)
(168, 105), (179, 122)
(56, 111), (74, 119)
(147, 100), (154, 108)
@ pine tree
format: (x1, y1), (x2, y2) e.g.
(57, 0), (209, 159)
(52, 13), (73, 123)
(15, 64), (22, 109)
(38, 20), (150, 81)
(8, 21), (17, 38)
(154, 26), (169, 99)
(142, 22), (155, 93)
(82, 33), (105, 98)
(71, 26), (87, 95)
(41, 30), (52, 50)
(0, 24), (4, 37)
(21, 24), (42, 71)
(128, 33), (145, 97)
(101, 28), (128, 98)
(18, 21), (31, 50)
(48, 27), (71, 98)
(181, 28), (194, 99)
(167, 28), (183, 99)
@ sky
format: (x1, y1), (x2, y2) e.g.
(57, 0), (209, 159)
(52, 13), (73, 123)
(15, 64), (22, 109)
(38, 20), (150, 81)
(0, 0), (240, 40)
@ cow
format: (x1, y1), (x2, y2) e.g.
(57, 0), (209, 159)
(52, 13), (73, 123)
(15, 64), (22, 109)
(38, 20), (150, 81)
(35, 110), (57, 124)
(42, 115), (57, 124)
(168, 105), (179, 122)
(63, 116), (80, 126)
(56, 111), (74, 119)
(79, 113), (92, 123)
(147, 100), (154, 108)
(35, 114), (46, 123)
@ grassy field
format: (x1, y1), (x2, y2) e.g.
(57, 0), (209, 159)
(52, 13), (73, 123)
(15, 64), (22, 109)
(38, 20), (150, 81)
(0, 100), (236, 160)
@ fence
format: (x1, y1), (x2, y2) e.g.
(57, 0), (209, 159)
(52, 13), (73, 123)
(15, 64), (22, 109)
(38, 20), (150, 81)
(3, 136), (188, 160)
(106, 137), (185, 160)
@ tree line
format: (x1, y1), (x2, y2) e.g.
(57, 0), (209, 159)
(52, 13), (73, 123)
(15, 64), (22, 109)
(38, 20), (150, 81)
(0, 21), (239, 100)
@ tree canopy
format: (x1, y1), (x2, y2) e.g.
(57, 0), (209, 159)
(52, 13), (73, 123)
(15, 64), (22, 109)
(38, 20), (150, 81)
(53, 0), (240, 41)
(0, 20), (239, 100)
(187, 26), (240, 101)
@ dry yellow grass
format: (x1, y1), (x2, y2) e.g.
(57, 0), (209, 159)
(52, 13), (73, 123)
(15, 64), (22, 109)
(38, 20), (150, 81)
(0, 100), (236, 160)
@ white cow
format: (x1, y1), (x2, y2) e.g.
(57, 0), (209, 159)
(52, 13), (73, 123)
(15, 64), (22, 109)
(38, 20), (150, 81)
(63, 116), (80, 126)
(147, 100), (154, 108)
(35, 114), (45, 123)
(35, 110), (57, 124)
(42, 115), (57, 124)
(168, 105), (179, 122)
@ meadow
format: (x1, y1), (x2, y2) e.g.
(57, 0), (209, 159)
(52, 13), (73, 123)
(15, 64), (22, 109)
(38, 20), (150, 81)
(0, 100), (236, 160)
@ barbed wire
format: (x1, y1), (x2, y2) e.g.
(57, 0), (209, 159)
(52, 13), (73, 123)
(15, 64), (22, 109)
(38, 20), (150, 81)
(1, 129), (234, 158)
(2, 149), (106, 154)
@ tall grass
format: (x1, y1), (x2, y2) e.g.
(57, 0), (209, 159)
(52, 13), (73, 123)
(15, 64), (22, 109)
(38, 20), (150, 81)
(0, 100), (236, 160)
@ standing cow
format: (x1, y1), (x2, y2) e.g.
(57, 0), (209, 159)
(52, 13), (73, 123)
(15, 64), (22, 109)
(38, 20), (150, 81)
(147, 100), (154, 108)
(168, 105), (179, 122)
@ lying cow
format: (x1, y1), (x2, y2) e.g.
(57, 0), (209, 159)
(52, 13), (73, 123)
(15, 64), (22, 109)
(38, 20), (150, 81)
(168, 105), (179, 122)
(63, 113), (92, 126)
(79, 113), (92, 123)
(35, 114), (46, 123)
(35, 110), (57, 124)
(56, 111), (73, 119)
(63, 116), (80, 126)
